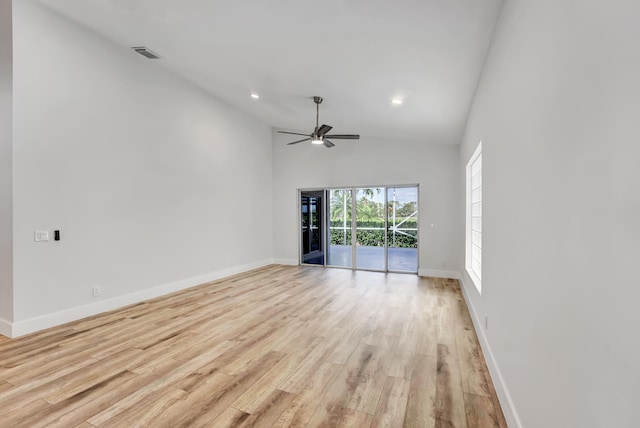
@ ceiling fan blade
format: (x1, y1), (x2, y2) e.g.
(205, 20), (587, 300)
(323, 134), (360, 140)
(323, 139), (335, 148)
(316, 124), (333, 136)
(278, 131), (311, 137)
(287, 138), (311, 145)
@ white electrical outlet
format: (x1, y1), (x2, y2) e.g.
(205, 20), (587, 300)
(34, 231), (49, 242)
(484, 314), (489, 330)
(92, 286), (102, 297)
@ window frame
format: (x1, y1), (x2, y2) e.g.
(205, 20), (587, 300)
(465, 141), (482, 293)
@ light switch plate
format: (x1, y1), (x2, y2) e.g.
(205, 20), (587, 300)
(34, 231), (49, 242)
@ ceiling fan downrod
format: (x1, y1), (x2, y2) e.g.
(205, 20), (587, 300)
(313, 96), (323, 134)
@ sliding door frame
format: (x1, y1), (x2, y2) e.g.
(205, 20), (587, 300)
(298, 184), (419, 274)
(298, 188), (327, 267)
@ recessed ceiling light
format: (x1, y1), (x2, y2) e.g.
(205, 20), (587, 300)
(391, 98), (403, 105)
(250, 93), (260, 99)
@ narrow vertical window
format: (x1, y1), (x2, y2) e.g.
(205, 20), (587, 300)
(466, 142), (482, 293)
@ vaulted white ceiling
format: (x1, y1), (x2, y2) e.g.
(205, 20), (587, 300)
(37, 0), (503, 143)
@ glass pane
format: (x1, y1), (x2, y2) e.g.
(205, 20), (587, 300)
(301, 195), (309, 254)
(355, 188), (385, 271)
(310, 197), (320, 252)
(471, 187), (482, 203)
(327, 189), (352, 268)
(471, 201), (482, 217)
(301, 192), (324, 265)
(472, 244), (482, 263)
(471, 171), (482, 189)
(471, 154), (482, 175)
(472, 231), (482, 248)
(387, 187), (418, 272)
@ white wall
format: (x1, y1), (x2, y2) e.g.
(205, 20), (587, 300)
(459, 0), (640, 427)
(272, 131), (460, 275)
(9, 1), (272, 332)
(0, 0), (13, 332)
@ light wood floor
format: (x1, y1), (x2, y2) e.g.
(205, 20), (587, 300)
(0, 265), (507, 427)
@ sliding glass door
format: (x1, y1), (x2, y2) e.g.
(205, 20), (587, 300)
(327, 189), (353, 268)
(303, 185), (418, 273)
(387, 187), (418, 272)
(300, 191), (324, 265)
(355, 187), (386, 271)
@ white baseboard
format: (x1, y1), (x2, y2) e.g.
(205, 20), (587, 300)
(0, 318), (11, 338)
(457, 273), (522, 428)
(273, 258), (299, 266)
(418, 268), (459, 279)
(8, 259), (273, 338)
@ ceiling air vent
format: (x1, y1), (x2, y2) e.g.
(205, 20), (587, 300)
(131, 47), (160, 59)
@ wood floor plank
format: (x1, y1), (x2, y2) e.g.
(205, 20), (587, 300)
(86, 341), (238, 425)
(43, 348), (144, 404)
(277, 326), (348, 394)
(162, 350), (286, 428)
(12, 370), (140, 428)
(348, 336), (399, 414)
(0, 357), (100, 415)
(45, 358), (182, 428)
(306, 338), (394, 425)
(436, 301), (456, 350)
(0, 329), (79, 367)
(388, 331), (418, 380)
(208, 406), (251, 427)
(145, 370), (235, 428)
(340, 409), (375, 428)
(305, 355), (370, 425)
(91, 385), (186, 427)
(475, 346), (509, 428)
(327, 316), (375, 365)
(361, 305), (394, 347)
(383, 307), (407, 338)
(0, 266), (505, 427)
(403, 354), (437, 428)
(455, 328), (490, 397)
(0, 398), (52, 428)
(231, 336), (324, 413)
(3, 336), (106, 385)
(217, 317), (306, 376)
(464, 393), (501, 428)
(371, 376), (411, 428)
(0, 381), (13, 394)
(232, 389), (297, 428)
(416, 300), (438, 358)
(435, 343), (467, 428)
(128, 331), (198, 374)
(273, 362), (343, 428)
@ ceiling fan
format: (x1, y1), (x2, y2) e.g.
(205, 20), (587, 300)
(279, 96), (360, 148)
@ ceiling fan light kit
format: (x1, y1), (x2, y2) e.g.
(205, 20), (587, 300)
(279, 96), (360, 148)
